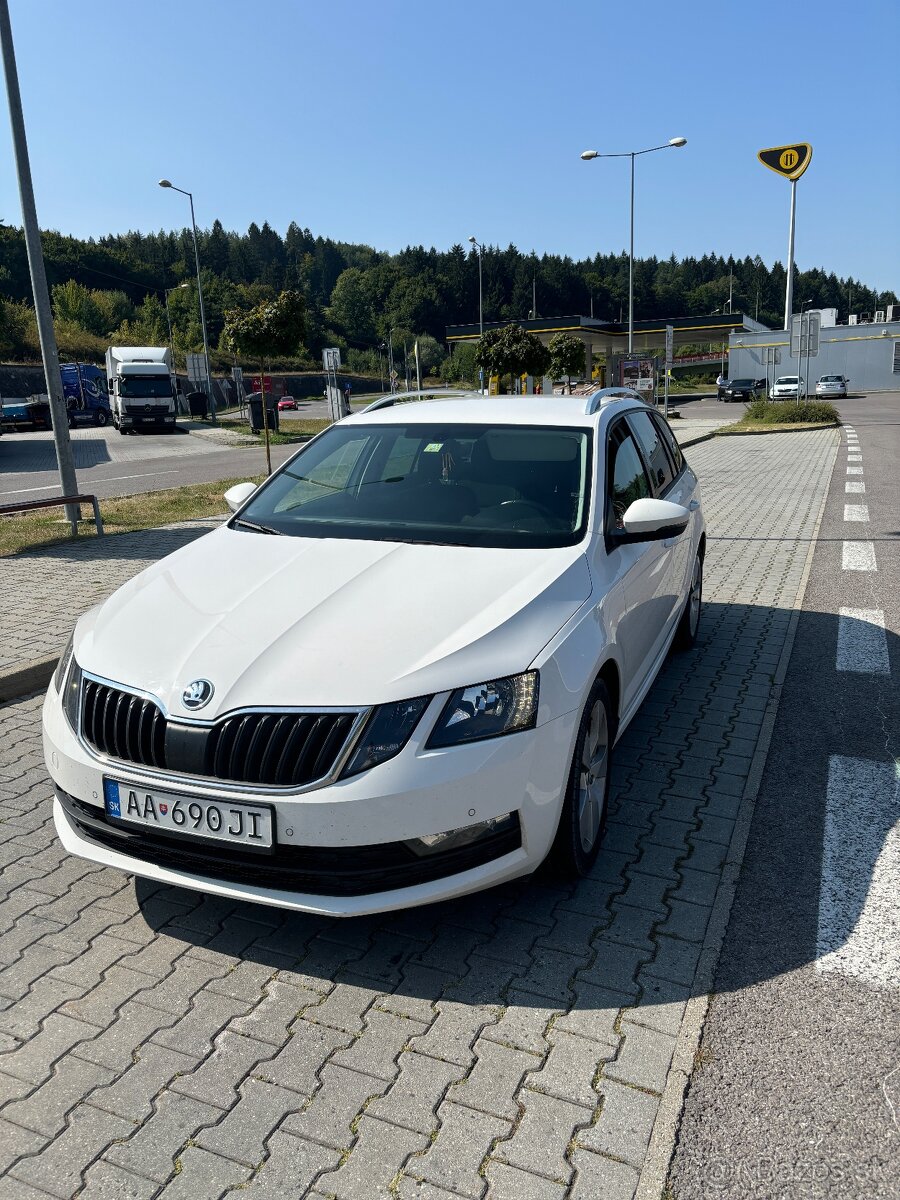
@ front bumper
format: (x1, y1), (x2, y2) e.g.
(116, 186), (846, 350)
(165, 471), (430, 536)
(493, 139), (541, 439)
(43, 683), (577, 916)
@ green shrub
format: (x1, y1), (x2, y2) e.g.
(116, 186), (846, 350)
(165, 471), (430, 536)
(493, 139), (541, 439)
(744, 398), (838, 424)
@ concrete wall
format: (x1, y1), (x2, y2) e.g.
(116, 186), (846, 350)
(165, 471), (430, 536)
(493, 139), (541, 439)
(728, 323), (900, 392)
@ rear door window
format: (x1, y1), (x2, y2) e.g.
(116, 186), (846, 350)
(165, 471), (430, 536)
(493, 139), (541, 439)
(650, 411), (684, 476)
(607, 421), (652, 534)
(626, 409), (675, 495)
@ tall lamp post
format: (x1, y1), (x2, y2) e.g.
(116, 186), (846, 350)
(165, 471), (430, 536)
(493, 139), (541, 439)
(162, 283), (188, 404)
(158, 179), (216, 424)
(468, 236), (484, 392)
(580, 137), (687, 354)
(467, 236), (483, 337)
(1, 0), (80, 526)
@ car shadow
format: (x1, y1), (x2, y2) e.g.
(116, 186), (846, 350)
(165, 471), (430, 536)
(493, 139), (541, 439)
(0, 431), (114, 475)
(130, 599), (897, 1024)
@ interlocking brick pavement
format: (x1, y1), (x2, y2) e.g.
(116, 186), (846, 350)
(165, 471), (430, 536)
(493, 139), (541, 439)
(0, 428), (837, 1197)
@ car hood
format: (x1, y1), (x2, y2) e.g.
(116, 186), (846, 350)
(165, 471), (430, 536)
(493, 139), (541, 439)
(76, 526), (593, 715)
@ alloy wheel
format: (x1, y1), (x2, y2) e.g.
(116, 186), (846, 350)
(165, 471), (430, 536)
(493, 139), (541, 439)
(577, 700), (609, 852)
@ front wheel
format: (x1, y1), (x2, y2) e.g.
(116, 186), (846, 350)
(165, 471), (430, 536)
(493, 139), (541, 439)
(675, 550), (703, 649)
(96, 409), (108, 427)
(550, 679), (614, 876)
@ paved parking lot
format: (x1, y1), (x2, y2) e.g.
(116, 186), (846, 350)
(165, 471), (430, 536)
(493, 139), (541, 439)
(0, 428), (840, 1198)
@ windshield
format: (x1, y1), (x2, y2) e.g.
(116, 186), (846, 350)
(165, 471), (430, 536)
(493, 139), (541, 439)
(119, 376), (172, 399)
(236, 422), (592, 549)
(729, 379), (755, 387)
(775, 377), (799, 385)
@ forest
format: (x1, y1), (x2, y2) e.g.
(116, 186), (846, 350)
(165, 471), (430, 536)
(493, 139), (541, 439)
(0, 218), (894, 379)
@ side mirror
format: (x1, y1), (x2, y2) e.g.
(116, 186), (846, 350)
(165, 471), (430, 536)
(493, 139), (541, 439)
(224, 481), (257, 513)
(618, 497), (690, 543)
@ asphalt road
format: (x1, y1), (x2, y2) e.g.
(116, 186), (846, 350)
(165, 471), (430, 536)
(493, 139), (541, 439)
(669, 391), (900, 1198)
(0, 425), (298, 503)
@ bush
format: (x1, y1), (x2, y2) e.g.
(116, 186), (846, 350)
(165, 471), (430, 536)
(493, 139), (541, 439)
(745, 398), (839, 424)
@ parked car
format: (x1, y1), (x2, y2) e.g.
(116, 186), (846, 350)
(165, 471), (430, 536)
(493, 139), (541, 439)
(815, 375), (849, 399)
(718, 378), (759, 403)
(277, 396), (297, 411)
(44, 389), (705, 916)
(769, 375), (806, 401)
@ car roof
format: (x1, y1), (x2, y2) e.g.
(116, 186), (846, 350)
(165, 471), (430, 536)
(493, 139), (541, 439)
(342, 390), (650, 430)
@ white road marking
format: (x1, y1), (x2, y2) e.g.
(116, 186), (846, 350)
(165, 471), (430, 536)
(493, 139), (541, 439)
(817, 755), (900, 990)
(844, 504), (869, 521)
(0, 469), (181, 498)
(845, 482), (866, 493)
(0, 483), (59, 497)
(848, 454), (863, 462)
(842, 542), (877, 572)
(847, 466), (864, 475)
(836, 608), (890, 674)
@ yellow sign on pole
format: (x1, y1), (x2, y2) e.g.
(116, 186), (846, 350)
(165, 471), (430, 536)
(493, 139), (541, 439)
(757, 143), (812, 181)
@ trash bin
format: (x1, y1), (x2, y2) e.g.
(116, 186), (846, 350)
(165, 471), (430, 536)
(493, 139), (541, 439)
(248, 395), (279, 434)
(187, 391), (208, 419)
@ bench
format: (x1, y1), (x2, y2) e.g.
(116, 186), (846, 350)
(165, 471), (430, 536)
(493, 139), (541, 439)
(0, 493), (104, 537)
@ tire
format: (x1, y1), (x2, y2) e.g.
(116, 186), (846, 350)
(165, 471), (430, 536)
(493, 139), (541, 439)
(96, 409), (108, 427)
(674, 549), (703, 650)
(550, 678), (615, 876)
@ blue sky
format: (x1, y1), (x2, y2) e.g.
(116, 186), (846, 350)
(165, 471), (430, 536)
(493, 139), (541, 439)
(2, 0), (898, 293)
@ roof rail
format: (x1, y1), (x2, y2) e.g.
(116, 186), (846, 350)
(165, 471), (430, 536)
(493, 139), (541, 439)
(583, 387), (645, 415)
(360, 388), (482, 414)
(362, 393), (487, 417)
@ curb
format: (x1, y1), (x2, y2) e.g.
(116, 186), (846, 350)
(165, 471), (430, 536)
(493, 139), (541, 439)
(0, 655), (58, 705)
(712, 421), (840, 438)
(634, 430), (838, 1200)
(676, 431), (716, 450)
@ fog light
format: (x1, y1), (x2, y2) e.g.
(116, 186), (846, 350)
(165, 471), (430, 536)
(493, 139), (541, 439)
(405, 812), (517, 857)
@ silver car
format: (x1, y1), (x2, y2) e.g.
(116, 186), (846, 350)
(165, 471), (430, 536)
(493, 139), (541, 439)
(816, 375), (849, 399)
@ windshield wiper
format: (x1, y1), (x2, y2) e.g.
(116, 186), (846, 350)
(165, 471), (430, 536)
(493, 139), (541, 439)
(232, 518), (283, 536)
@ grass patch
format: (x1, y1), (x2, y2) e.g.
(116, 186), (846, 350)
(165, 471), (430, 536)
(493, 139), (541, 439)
(0, 475), (266, 558)
(744, 398), (839, 424)
(714, 398), (840, 436)
(219, 416), (330, 444)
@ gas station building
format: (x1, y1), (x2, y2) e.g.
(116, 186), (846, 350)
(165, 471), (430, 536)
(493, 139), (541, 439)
(446, 312), (767, 391)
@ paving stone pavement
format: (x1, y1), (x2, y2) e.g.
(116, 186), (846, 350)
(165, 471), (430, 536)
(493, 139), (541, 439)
(0, 429), (837, 1198)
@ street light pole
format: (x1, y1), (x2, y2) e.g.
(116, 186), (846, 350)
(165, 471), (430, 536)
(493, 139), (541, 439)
(468, 236), (483, 337)
(1, 0), (80, 526)
(163, 282), (188, 412)
(581, 137), (687, 355)
(158, 180), (216, 423)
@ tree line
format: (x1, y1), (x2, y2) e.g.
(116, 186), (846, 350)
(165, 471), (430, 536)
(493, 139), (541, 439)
(0, 218), (894, 376)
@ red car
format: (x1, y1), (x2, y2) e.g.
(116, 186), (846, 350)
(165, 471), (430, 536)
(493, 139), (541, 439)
(277, 396), (297, 411)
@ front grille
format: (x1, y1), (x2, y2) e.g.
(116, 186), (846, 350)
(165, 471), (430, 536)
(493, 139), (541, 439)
(80, 678), (358, 789)
(57, 791), (522, 897)
(125, 403), (169, 415)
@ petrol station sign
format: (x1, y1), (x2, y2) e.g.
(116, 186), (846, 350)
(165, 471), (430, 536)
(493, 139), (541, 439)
(757, 143), (812, 181)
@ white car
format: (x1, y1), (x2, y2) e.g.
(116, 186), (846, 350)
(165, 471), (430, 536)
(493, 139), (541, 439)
(769, 375), (805, 400)
(43, 389), (705, 917)
(815, 375), (848, 399)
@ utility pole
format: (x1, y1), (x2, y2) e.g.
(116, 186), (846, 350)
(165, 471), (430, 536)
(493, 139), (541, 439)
(1, 0), (80, 524)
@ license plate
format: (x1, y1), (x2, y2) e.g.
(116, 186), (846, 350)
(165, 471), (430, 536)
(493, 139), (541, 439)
(141, 417), (155, 423)
(103, 778), (274, 848)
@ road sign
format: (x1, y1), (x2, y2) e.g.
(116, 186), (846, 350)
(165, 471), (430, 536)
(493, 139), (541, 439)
(186, 353), (209, 388)
(323, 347), (341, 372)
(757, 143), (812, 181)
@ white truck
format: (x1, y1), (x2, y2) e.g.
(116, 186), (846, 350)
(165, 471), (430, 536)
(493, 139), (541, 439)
(105, 346), (176, 434)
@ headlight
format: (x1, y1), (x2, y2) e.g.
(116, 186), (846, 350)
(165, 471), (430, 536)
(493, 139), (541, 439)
(62, 661), (83, 733)
(427, 672), (539, 749)
(53, 631), (75, 692)
(341, 695), (432, 777)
